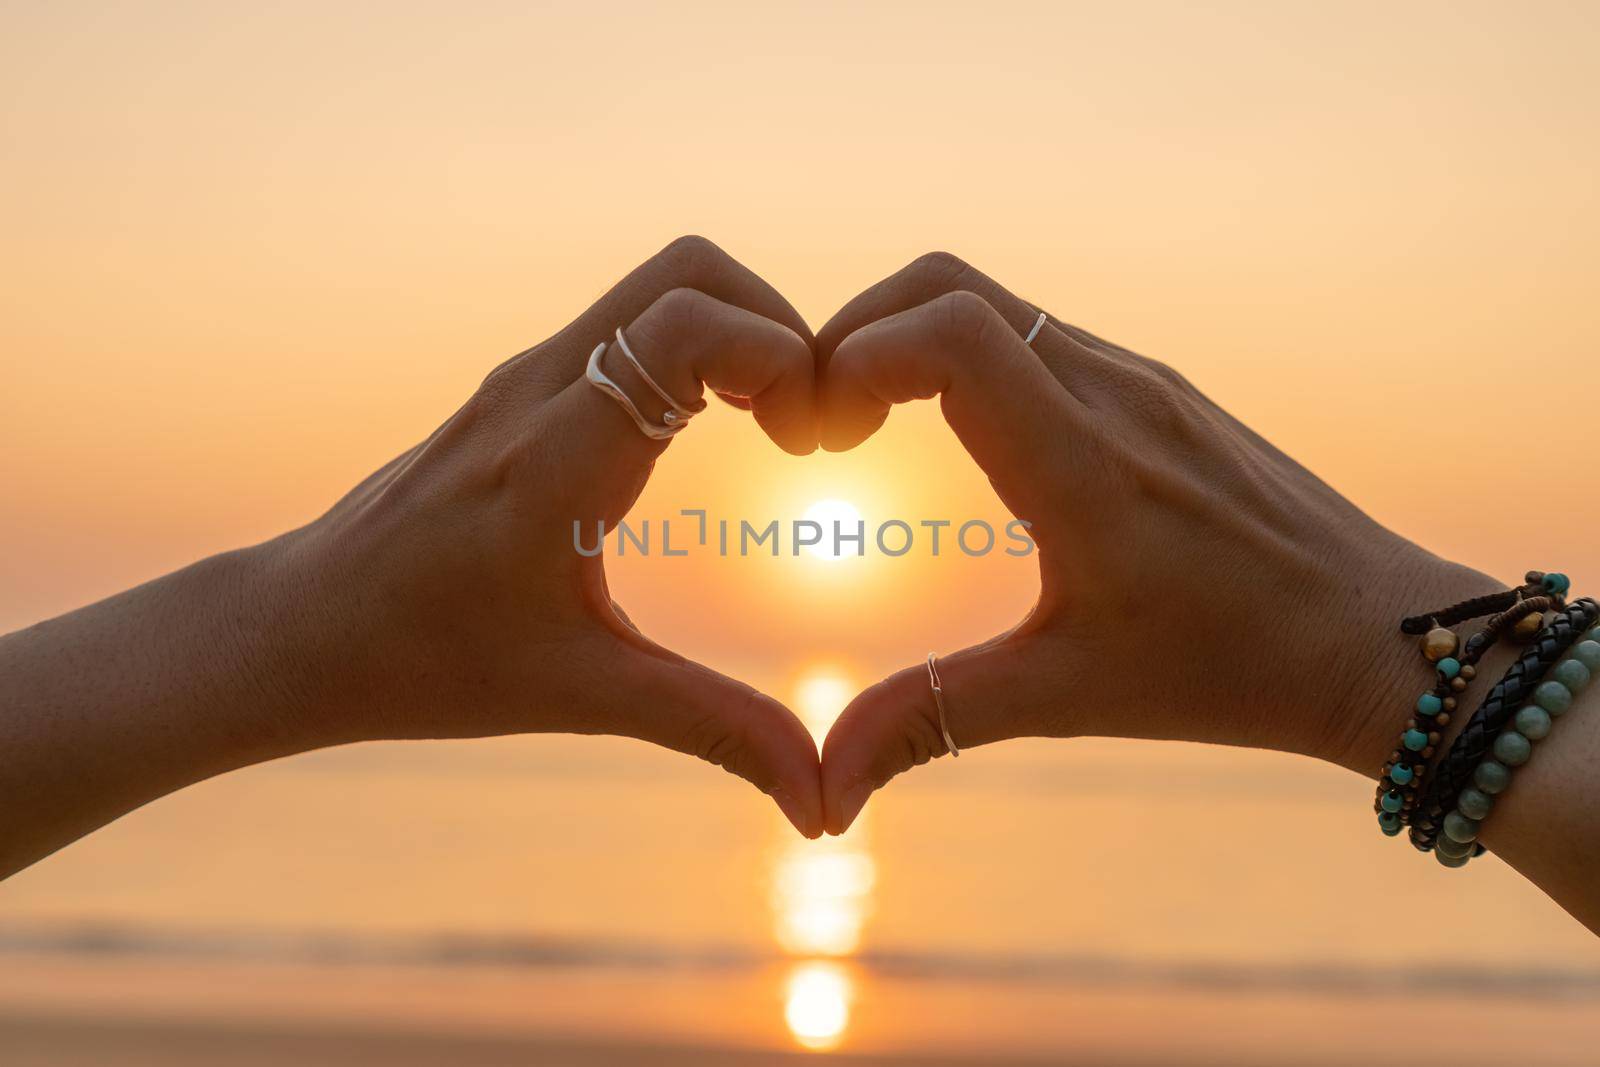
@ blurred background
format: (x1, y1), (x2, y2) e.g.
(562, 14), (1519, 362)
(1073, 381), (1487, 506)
(3, 1), (1599, 1062)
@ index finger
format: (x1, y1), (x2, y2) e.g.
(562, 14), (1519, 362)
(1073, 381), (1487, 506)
(821, 290), (1092, 529)
(817, 251), (1118, 404)
(620, 288), (817, 455)
(816, 251), (1044, 369)
(537, 286), (817, 526)
(505, 235), (815, 400)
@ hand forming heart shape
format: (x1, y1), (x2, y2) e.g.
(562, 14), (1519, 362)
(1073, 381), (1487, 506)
(259, 236), (1495, 846)
(0, 235), (1510, 881)
(7, 235), (1595, 929)
(806, 252), (1478, 835)
(251, 236), (829, 838)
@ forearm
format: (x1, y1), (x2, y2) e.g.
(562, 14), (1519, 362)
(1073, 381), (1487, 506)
(0, 544), (307, 877)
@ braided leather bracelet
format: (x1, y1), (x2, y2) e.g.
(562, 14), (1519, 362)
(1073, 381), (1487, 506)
(1409, 597), (1599, 851)
(1433, 622), (1600, 867)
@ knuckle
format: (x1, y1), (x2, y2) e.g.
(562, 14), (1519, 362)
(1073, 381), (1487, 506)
(847, 675), (948, 786)
(1125, 372), (1194, 434)
(910, 250), (970, 285)
(896, 700), (949, 775)
(459, 367), (520, 434)
(705, 729), (746, 776)
(1138, 355), (1191, 391)
(657, 234), (728, 284)
(930, 289), (998, 348)
(477, 358), (520, 401)
(473, 337), (567, 411)
(681, 696), (762, 785)
(680, 709), (727, 764)
(649, 286), (708, 337)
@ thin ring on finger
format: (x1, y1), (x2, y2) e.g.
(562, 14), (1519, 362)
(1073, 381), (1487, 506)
(926, 652), (960, 758)
(1024, 310), (1047, 347)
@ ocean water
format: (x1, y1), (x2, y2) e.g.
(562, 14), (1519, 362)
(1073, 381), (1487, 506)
(4, 697), (1599, 1061)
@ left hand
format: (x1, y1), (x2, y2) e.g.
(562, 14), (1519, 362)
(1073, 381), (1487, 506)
(242, 237), (828, 835)
(812, 253), (1500, 835)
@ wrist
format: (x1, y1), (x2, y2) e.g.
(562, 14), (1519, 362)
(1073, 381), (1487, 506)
(213, 535), (348, 759)
(1319, 538), (1513, 778)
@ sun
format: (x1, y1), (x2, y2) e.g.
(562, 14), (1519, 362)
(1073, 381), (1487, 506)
(800, 498), (864, 562)
(793, 669), (854, 742)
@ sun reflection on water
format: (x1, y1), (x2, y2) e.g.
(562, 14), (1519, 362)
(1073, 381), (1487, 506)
(775, 667), (874, 1052)
(772, 828), (876, 957)
(784, 961), (853, 1051)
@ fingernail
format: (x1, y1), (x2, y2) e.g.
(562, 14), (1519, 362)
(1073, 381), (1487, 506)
(837, 781), (874, 835)
(770, 788), (814, 838)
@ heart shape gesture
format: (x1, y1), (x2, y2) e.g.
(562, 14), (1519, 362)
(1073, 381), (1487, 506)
(0, 235), (831, 879)
(268, 237), (831, 837)
(808, 253), (1500, 836)
(0, 238), (1562, 915)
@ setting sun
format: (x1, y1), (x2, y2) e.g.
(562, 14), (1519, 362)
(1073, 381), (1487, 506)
(793, 669), (855, 743)
(800, 499), (864, 562)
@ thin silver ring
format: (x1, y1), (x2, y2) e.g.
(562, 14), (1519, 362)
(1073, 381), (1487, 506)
(612, 327), (705, 426)
(585, 340), (684, 441)
(926, 652), (960, 758)
(1024, 310), (1047, 347)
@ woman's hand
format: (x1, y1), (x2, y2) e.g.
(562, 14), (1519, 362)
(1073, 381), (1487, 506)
(813, 253), (1502, 835)
(0, 237), (825, 876)
(265, 236), (825, 834)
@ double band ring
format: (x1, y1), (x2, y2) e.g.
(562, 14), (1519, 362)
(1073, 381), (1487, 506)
(585, 327), (706, 441)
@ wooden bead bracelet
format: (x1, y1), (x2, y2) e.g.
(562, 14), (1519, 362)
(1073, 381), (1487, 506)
(1410, 593), (1595, 853)
(1375, 571), (1566, 837)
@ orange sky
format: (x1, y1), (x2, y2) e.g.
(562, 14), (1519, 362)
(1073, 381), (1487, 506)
(4, 2), (1596, 659)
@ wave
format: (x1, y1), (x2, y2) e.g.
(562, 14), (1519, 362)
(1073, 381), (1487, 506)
(3, 921), (1598, 999)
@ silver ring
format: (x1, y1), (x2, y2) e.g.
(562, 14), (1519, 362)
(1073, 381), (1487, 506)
(585, 340), (684, 441)
(926, 652), (960, 758)
(612, 327), (705, 425)
(1024, 310), (1047, 347)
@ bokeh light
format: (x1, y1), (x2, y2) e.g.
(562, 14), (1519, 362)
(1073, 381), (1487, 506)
(784, 961), (852, 1052)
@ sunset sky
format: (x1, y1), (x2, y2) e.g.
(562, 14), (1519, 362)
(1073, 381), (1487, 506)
(3, 2), (1599, 1058)
(4, 1), (1596, 644)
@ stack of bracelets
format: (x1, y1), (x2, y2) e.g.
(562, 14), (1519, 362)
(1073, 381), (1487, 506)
(1375, 570), (1600, 867)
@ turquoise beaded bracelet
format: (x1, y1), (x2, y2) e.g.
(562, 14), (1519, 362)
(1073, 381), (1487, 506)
(1375, 574), (1558, 836)
(1434, 621), (1600, 867)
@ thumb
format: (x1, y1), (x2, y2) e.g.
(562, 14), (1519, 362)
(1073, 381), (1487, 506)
(605, 644), (824, 839)
(820, 632), (1056, 836)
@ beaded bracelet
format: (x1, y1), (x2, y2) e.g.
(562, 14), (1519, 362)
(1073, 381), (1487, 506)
(1410, 595), (1599, 851)
(1433, 619), (1600, 867)
(1375, 573), (1562, 836)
